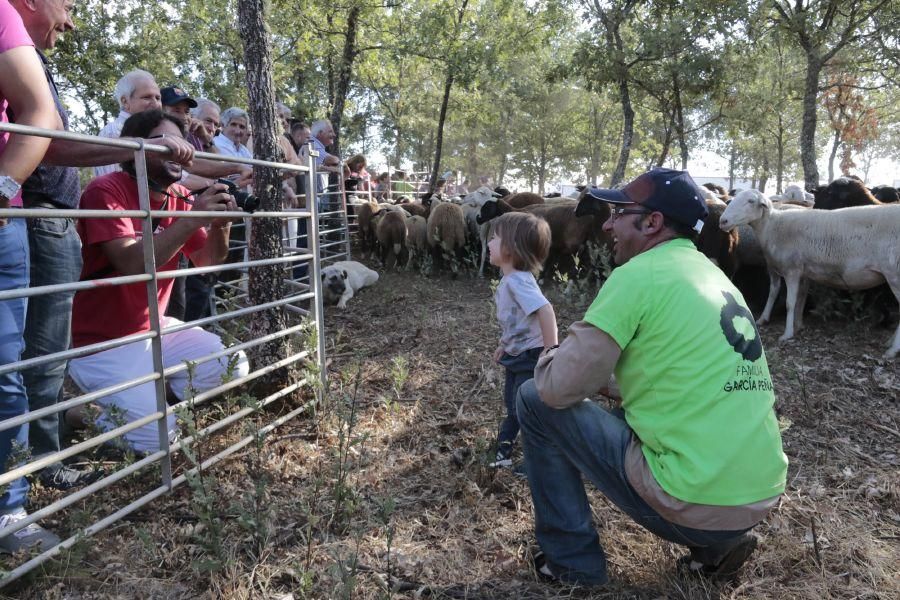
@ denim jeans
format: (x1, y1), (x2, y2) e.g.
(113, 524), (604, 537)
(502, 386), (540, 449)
(21, 217), (82, 467)
(0, 219), (31, 511)
(497, 347), (541, 447)
(516, 379), (750, 585)
(184, 272), (213, 322)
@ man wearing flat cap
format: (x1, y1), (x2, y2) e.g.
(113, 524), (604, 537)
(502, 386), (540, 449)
(518, 168), (788, 586)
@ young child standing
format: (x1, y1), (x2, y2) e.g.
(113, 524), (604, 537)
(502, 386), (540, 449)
(488, 212), (557, 468)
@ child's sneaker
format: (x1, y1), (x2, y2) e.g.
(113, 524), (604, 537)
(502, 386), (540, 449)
(489, 441), (513, 468)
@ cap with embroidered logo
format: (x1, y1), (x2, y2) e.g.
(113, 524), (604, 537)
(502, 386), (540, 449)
(587, 168), (708, 233)
(160, 86), (197, 108)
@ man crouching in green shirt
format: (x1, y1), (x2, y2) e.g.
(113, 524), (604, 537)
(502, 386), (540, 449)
(519, 168), (787, 586)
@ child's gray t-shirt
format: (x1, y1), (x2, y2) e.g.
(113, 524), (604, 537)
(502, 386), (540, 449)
(496, 270), (548, 356)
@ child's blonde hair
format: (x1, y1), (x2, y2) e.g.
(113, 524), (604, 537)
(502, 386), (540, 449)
(492, 212), (551, 274)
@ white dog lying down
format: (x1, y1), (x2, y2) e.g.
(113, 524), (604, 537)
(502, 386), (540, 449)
(321, 261), (379, 308)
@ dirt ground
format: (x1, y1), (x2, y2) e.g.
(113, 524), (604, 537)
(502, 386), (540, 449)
(5, 260), (900, 599)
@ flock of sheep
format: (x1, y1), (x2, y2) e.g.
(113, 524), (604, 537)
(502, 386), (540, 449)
(348, 176), (900, 358)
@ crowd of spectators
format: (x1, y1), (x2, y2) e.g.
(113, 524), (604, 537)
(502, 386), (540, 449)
(0, 0), (474, 557)
(0, 0), (355, 555)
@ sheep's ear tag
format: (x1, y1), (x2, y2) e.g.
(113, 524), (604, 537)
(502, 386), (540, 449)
(693, 219), (705, 234)
(342, 270), (348, 279)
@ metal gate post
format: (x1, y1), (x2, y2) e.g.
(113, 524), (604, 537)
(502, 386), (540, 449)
(134, 143), (174, 489)
(305, 147), (327, 395)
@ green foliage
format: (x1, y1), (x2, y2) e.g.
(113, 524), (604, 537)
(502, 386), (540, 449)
(47, 0), (900, 186)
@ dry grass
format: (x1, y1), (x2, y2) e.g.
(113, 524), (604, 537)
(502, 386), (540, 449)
(4, 262), (899, 599)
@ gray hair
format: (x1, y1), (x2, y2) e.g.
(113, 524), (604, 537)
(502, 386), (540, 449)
(114, 69), (156, 110)
(310, 119), (333, 137)
(221, 107), (249, 127)
(275, 102), (291, 117)
(191, 98), (221, 118)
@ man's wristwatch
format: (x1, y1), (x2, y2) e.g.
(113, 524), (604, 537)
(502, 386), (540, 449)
(0, 175), (21, 203)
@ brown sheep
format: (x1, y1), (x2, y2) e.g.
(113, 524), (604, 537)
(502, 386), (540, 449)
(375, 210), (408, 269)
(529, 199), (613, 279)
(355, 200), (379, 252)
(405, 214), (428, 268)
(426, 201), (467, 269)
(396, 201), (430, 219)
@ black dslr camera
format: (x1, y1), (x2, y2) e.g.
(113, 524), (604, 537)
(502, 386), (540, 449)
(197, 178), (260, 213)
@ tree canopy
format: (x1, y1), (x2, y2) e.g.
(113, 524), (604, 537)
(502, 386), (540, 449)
(53, 0), (900, 191)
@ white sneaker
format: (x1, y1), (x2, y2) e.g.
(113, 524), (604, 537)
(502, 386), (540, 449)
(0, 508), (61, 554)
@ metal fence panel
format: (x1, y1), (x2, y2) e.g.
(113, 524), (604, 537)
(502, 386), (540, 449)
(0, 123), (338, 587)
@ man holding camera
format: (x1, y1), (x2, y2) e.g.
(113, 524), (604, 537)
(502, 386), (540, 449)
(67, 109), (249, 454)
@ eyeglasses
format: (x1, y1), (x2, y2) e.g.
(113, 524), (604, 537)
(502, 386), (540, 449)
(609, 207), (651, 221)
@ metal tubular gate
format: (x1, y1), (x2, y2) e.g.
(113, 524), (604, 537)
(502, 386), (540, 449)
(0, 122), (331, 587)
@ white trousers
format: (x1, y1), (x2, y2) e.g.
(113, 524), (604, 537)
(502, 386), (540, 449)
(69, 318), (250, 453)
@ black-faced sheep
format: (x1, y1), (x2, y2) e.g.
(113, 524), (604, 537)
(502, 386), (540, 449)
(475, 192), (545, 224)
(810, 177), (883, 210)
(720, 189), (900, 358)
(871, 185), (899, 204)
(696, 202), (740, 278)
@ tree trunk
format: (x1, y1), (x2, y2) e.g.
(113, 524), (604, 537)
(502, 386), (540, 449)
(328, 5), (361, 158)
(800, 55), (822, 188)
(656, 114), (673, 167)
(238, 0), (293, 393)
(429, 0), (469, 192)
(759, 153), (770, 193)
(610, 77), (634, 186)
(827, 128), (841, 183)
(429, 68), (454, 192)
(728, 143), (736, 191)
(775, 116), (785, 193)
(537, 137), (548, 195)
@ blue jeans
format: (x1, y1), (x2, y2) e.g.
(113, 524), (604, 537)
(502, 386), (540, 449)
(0, 219), (31, 512)
(497, 347), (541, 447)
(516, 379), (750, 585)
(21, 216), (82, 466)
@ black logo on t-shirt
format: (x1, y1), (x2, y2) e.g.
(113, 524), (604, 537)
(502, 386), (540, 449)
(719, 291), (762, 361)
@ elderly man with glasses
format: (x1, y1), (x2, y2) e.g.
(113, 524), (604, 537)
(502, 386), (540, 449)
(517, 168), (788, 586)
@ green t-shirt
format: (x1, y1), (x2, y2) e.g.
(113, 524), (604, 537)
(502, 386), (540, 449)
(584, 238), (787, 506)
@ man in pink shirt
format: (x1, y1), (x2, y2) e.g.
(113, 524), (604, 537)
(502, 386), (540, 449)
(0, 0), (62, 554)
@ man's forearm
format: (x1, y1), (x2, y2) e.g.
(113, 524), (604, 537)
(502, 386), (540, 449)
(190, 224), (230, 267)
(108, 218), (201, 276)
(188, 158), (247, 179)
(534, 321), (621, 409)
(43, 138), (146, 168)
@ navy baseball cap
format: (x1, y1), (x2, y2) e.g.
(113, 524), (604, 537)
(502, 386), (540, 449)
(160, 86), (197, 108)
(587, 168), (708, 233)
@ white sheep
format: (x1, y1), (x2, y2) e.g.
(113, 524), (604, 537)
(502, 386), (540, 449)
(701, 187), (728, 206)
(783, 184), (815, 206)
(720, 189), (900, 358)
(461, 186), (500, 207)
